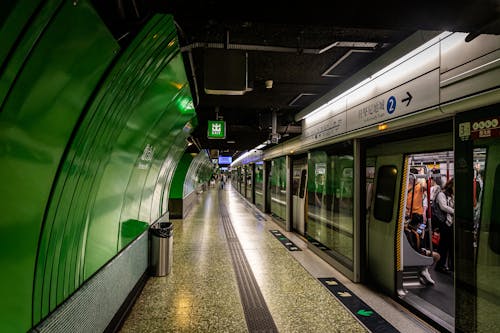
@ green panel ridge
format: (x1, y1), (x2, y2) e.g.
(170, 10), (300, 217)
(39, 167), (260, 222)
(170, 153), (194, 199)
(0, 0), (63, 106)
(0, 1), (119, 331)
(36, 12), (178, 322)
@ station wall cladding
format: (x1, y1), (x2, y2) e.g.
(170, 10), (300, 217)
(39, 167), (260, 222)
(0, 2), (200, 332)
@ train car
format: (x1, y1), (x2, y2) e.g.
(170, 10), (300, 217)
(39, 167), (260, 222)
(232, 31), (500, 332)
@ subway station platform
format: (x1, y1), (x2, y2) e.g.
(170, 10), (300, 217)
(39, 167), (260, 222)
(118, 183), (439, 333)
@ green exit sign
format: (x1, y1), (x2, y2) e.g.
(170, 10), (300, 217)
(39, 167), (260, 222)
(207, 120), (226, 139)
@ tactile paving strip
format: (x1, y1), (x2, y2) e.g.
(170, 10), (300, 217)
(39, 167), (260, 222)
(219, 202), (278, 333)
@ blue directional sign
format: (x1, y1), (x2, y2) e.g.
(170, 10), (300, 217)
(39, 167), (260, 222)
(387, 96), (396, 114)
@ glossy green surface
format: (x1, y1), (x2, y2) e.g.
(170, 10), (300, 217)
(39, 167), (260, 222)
(0, 1), (118, 332)
(255, 163), (264, 210)
(269, 157), (286, 220)
(306, 146), (354, 265)
(0, 0), (50, 104)
(119, 220), (149, 249)
(1, 2), (198, 331)
(169, 151), (213, 200)
(170, 153), (195, 198)
(32, 13), (196, 322)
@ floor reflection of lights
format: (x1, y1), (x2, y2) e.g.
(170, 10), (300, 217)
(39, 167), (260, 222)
(174, 292), (192, 328)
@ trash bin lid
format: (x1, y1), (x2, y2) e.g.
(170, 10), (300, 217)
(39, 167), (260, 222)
(150, 221), (173, 237)
(159, 222), (173, 229)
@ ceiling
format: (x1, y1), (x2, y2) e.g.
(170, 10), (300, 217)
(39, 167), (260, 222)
(93, 0), (500, 160)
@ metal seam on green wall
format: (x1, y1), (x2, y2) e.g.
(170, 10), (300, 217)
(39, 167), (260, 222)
(76, 15), (178, 280)
(0, 1), (120, 331)
(124, 73), (193, 223)
(30, 1), (121, 322)
(0, 0), (64, 110)
(117, 63), (194, 239)
(33, 13), (179, 322)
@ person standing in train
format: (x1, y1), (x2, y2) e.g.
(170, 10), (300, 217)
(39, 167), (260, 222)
(435, 178), (454, 274)
(429, 171), (443, 203)
(406, 168), (425, 227)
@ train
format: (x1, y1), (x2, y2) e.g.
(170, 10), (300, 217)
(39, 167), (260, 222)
(231, 31), (500, 332)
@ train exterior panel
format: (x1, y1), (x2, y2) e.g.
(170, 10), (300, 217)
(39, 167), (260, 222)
(232, 31), (500, 332)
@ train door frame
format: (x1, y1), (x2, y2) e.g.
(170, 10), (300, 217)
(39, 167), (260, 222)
(365, 152), (404, 293)
(291, 154), (308, 236)
(286, 155), (292, 231)
(251, 163), (256, 205)
(454, 105), (500, 332)
(264, 160), (271, 214)
(364, 128), (454, 331)
(243, 165), (248, 197)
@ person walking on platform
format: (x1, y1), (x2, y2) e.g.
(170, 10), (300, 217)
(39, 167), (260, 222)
(220, 174), (225, 190)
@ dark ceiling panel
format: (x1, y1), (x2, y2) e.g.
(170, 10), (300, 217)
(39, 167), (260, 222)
(92, 0), (500, 159)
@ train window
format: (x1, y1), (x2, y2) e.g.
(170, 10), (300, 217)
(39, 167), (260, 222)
(374, 166), (398, 222)
(299, 170), (307, 199)
(366, 166), (375, 213)
(292, 170), (301, 196)
(489, 165), (500, 253)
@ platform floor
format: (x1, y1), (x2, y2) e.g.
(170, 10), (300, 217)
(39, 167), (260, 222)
(119, 183), (438, 333)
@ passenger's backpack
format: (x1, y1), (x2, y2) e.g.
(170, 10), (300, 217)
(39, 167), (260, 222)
(431, 192), (446, 227)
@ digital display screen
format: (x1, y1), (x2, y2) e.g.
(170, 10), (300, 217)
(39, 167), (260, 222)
(218, 156), (232, 164)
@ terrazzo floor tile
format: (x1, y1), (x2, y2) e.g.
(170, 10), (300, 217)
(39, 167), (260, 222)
(120, 186), (369, 332)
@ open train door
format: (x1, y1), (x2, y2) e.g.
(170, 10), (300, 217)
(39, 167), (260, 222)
(366, 152), (403, 294)
(291, 156), (308, 235)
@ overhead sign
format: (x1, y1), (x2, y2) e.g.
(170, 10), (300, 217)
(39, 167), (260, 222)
(208, 120), (226, 139)
(218, 155), (232, 164)
(346, 69), (439, 132)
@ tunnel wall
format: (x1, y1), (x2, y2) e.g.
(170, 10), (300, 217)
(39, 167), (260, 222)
(0, 2), (196, 331)
(169, 150), (213, 218)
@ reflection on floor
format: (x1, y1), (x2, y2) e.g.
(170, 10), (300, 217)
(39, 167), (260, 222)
(403, 267), (455, 332)
(408, 269), (454, 316)
(119, 184), (438, 333)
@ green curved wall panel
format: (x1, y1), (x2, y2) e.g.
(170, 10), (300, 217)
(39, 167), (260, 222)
(33, 14), (197, 324)
(170, 153), (195, 199)
(0, 1), (119, 332)
(182, 150), (213, 197)
(1, 2), (197, 330)
(168, 150), (213, 218)
(0, 0), (57, 104)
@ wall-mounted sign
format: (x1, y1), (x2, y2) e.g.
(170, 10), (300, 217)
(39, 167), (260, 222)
(208, 120), (226, 139)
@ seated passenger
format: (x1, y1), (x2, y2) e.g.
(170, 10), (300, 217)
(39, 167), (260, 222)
(405, 219), (440, 285)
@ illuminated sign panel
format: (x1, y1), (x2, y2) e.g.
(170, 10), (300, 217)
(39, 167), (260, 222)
(218, 156), (232, 164)
(208, 120), (226, 139)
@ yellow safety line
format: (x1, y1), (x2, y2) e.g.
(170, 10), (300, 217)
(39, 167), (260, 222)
(396, 158), (409, 272)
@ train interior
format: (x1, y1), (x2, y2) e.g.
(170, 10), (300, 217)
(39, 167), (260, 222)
(398, 151), (456, 331)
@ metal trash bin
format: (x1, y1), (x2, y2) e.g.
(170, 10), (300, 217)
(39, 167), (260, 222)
(149, 221), (173, 276)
